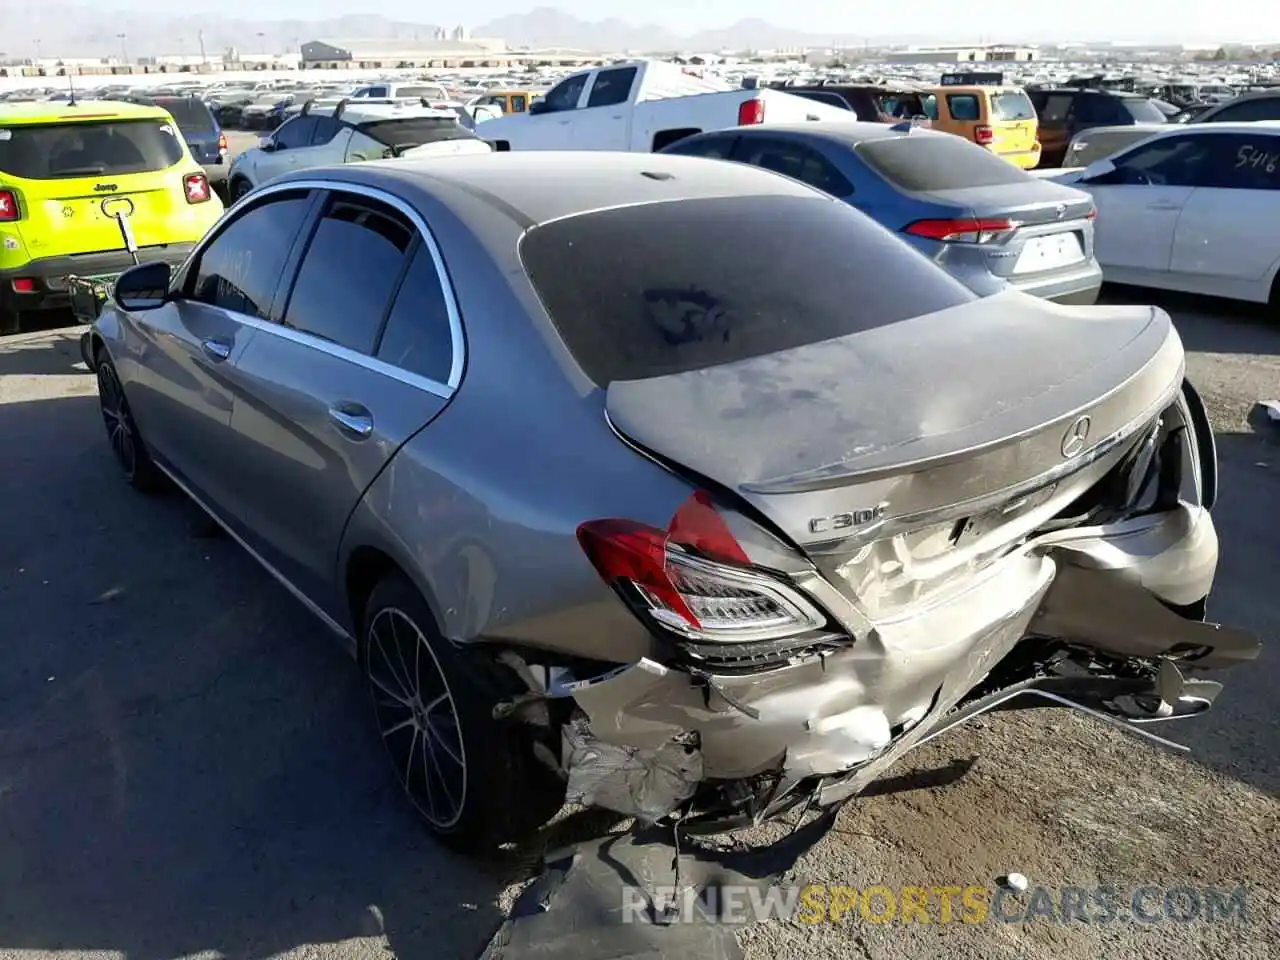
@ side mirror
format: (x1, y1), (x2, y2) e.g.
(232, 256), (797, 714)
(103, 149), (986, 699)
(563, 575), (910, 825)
(258, 137), (275, 151)
(528, 98), (549, 116)
(113, 261), (172, 312)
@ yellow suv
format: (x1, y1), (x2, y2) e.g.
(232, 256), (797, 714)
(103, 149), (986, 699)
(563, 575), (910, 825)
(0, 98), (224, 334)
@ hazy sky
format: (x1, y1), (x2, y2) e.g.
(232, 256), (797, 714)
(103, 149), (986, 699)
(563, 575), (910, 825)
(92, 1), (1279, 42)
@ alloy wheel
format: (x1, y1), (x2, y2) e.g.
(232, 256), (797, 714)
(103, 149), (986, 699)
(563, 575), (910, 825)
(367, 607), (468, 829)
(97, 362), (137, 479)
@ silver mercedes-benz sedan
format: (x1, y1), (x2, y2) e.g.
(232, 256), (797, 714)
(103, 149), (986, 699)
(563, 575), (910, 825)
(85, 151), (1259, 852)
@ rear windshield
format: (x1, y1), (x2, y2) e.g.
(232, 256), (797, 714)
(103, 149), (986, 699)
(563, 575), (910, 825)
(395, 86), (445, 99)
(989, 90), (1036, 121)
(147, 98), (214, 133)
(0, 119), (185, 179)
(360, 117), (473, 149)
(1122, 98), (1168, 123)
(857, 135), (1029, 191)
(520, 196), (974, 387)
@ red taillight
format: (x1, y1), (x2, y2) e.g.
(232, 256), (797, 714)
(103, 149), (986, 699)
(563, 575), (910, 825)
(738, 98), (766, 125)
(0, 189), (19, 222)
(577, 492), (826, 643)
(11, 278), (35, 293)
(218, 132), (229, 153)
(1088, 207), (1097, 220)
(183, 173), (211, 204)
(974, 125), (994, 145)
(904, 217), (1017, 244)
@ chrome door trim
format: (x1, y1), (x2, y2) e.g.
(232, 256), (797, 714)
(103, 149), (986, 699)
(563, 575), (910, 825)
(190, 176), (468, 394)
(152, 459), (357, 653)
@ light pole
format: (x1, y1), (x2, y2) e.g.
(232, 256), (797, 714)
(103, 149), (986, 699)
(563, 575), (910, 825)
(197, 29), (207, 65)
(117, 32), (128, 64)
(257, 31), (265, 56)
(34, 38), (42, 64)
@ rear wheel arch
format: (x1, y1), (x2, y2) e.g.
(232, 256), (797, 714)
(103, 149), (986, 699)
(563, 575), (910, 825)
(344, 544), (447, 654)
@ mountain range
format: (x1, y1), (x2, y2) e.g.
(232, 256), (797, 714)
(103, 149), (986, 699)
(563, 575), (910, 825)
(9, 5), (972, 59)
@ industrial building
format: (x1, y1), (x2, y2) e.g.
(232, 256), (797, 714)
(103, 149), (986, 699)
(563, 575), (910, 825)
(887, 44), (1038, 63)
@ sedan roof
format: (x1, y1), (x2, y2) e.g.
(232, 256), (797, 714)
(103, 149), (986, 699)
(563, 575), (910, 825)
(295, 150), (827, 227)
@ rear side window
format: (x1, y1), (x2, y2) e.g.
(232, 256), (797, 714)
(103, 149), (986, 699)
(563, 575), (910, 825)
(665, 135), (737, 159)
(857, 135), (1029, 191)
(1039, 93), (1074, 122)
(189, 192), (313, 318)
(1121, 99), (1169, 124)
(587, 67), (637, 108)
(946, 94), (981, 121)
(0, 119), (185, 179)
(989, 91), (1036, 121)
(358, 118), (475, 152)
(520, 196), (974, 387)
(734, 137), (854, 196)
(376, 244), (455, 384)
(282, 195), (415, 353)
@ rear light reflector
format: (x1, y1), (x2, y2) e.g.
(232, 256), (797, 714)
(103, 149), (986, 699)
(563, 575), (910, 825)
(0, 189), (18, 222)
(11, 278), (35, 293)
(577, 493), (826, 644)
(905, 217), (1017, 244)
(738, 98), (766, 125)
(974, 125), (994, 145)
(183, 173), (212, 204)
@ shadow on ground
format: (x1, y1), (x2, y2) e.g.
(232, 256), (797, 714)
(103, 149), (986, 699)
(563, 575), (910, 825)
(0, 393), (568, 960)
(0, 325), (91, 378)
(1102, 283), (1280, 357)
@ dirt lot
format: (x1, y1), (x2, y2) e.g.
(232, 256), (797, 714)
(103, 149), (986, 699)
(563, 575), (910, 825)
(0, 290), (1276, 960)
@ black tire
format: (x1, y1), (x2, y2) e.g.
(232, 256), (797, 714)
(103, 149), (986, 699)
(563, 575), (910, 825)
(230, 177), (253, 201)
(362, 573), (565, 852)
(0, 306), (19, 336)
(95, 353), (164, 493)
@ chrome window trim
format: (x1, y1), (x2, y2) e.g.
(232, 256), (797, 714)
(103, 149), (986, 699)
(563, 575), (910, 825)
(193, 176), (466, 393)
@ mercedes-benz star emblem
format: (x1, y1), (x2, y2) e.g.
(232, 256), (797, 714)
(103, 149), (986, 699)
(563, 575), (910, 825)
(1061, 415), (1092, 459)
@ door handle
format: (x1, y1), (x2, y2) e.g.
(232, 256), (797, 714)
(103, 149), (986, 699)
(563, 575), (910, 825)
(200, 338), (231, 361)
(327, 404), (374, 439)
(1146, 201), (1181, 211)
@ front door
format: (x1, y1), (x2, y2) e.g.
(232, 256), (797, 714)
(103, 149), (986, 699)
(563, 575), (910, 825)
(126, 188), (317, 509)
(574, 66), (638, 150)
(219, 189), (457, 610)
(251, 116), (318, 184)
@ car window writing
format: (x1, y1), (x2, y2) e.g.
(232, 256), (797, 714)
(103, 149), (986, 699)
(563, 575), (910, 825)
(1213, 134), (1280, 190)
(189, 193), (313, 318)
(282, 194), (414, 353)
(376, 243), (455, 384)
(586, 67), (637, 108)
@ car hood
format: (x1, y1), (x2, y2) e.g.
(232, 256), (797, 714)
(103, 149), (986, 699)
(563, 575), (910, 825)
(606, 291), (1184, 551)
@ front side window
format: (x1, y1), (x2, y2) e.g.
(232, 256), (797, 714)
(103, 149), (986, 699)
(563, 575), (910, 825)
(664, 135), (737, 159)
(0, 119), (185, 179)
(586, 68), (637, 108)
(1109, 135), (1215, 188)
(273, 117), (316, 150)
(520, 195), (974, 388)
(188, 192), (313, 318)
(1204, 97), (1280, 123)
(376, 243), (455, 384)
(281, 194), (414, 353)
(542, 74), (588, 112)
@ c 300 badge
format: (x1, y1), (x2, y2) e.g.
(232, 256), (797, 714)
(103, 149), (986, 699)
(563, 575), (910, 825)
(809, 502), (889, 535)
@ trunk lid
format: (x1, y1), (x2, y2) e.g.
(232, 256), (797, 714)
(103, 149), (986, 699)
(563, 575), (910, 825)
(918, 180), (1094, 227)
(606, 293), (1184, 554)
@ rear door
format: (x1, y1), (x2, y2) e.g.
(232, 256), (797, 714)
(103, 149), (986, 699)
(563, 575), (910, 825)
(125, 188), (319, 510)
(1032, 92), (1076, 165)
(573, 66), (638, 150)
(1, 115), (197, 255)
(1169, 131), (1280, 293)
(220, 187), (459, 609)
(728, 135), (855, 199)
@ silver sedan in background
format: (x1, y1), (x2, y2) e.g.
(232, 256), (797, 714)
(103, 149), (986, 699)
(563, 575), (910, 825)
(85, 152), (1259, 852)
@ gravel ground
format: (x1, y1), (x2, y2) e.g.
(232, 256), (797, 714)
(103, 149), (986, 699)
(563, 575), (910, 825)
(0, 289), (1276, 960)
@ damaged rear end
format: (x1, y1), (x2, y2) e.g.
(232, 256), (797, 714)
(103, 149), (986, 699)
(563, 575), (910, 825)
(514, 194), (1261, 831)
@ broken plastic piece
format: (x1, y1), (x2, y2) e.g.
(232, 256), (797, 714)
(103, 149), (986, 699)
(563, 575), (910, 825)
(1258, 400), (1280, 422)
(561, 717), (703, 822)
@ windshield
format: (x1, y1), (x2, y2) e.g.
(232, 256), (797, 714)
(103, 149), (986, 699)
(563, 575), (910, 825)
(989, 91), (1036, 121)
(0, 119), (186, 179)
(520, 195), (973, 387)
(359, 117), (474, 151)
(396, 86), (447, 100)
(254, 94), (284, 105)
(1123, 99), (1169, 123)
(857, 134), (1029, 191)
(149, 98), (214, 133)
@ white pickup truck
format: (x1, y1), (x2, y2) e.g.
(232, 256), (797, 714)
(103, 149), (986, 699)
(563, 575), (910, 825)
(478, 60), (854, 152)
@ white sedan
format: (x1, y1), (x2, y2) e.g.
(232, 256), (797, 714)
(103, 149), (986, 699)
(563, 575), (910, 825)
(1054, 121), (1280, 306)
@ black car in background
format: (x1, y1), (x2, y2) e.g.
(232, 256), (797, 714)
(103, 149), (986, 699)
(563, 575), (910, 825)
(127, 94), (228, 187)
(1027, 87), (1168, 167)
